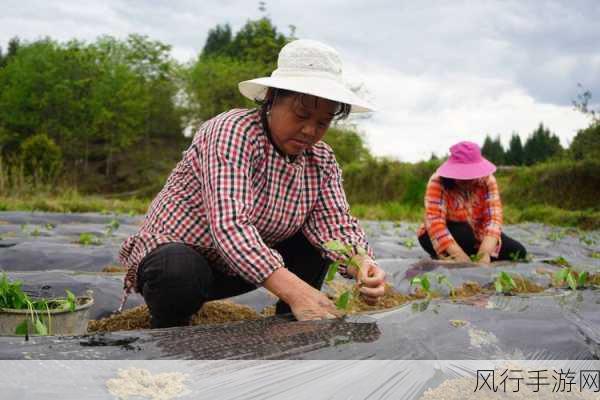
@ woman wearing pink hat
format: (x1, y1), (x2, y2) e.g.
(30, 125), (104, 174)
(417, 141), (526, 264)
(118, 39), (386, 327)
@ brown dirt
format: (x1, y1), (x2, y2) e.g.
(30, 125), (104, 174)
(88, 300), (261, 333)
(101, 264), (127, 273)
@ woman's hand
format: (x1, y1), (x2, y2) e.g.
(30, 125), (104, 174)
(349, 256), (386, 305)
(288, 286), (341, 321)
(263, 267), (340, 321)
(445, 243), (471, 263)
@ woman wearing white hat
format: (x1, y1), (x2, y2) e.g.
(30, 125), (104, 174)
(119, 39), (386, 327)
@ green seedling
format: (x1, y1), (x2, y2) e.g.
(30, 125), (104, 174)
(547, 230), (566, 242)
(590, 252), (600, 259)
(401, 238), (416, 249)
(553, 267), (587, 291)
(470, 253), (483, 262)
(545, 256), (572, 268)
(436, 274), (456, 298)
(0, 274), (78, 336)
(324, 240), (367, 310)
(78, 233), (101, 246)
(31, 227), (41, 237)
(44, 223), (56, 230)
(579, 235), (597, 246)
(410, 274), (431, 295)
(105, 218), (120, 236)
(494, 271), (516, 294)
(509, 251), (530, 262)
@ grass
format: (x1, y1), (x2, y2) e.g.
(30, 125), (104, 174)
(0, 191), (149, 215)
(351, 202), (600, 230)
(0, 190), (597, 230)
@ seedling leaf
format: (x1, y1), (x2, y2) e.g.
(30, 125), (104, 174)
(566, 272), (578, 291)
(15, 320), (28, 335)
(335, 291), (350, 309)
(326, 262), (339, 283)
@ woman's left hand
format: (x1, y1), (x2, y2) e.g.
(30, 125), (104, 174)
(353, 256), (386, 305)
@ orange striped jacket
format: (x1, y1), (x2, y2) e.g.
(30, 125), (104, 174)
(417, 174), (503, 256)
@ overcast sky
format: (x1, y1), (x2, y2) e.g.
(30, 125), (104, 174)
(2, 0), (599, 161)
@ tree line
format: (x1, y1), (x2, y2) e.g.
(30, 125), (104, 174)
(0, 16), (598, 196)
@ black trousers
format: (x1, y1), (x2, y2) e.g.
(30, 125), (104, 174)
(418, 221), (527, 261)
(136, 231), (329, 328)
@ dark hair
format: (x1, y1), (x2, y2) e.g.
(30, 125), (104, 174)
(440, 177), (456, 190)
(258, 88), (351, 122)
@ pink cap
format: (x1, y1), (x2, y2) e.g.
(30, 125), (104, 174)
(436, 141), (496, 180)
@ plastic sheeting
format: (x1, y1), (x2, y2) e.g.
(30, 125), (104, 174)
(0, 212), (599, 361)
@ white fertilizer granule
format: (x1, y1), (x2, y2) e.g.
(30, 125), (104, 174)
(106, 367), (189, 400)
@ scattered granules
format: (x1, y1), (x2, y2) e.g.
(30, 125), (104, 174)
(453, 281), (483, 297)
(106, 367), (188, 400)
(101, 264), (128, 273)
(88, 300), (261, 332)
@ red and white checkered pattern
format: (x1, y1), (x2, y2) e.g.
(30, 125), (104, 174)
(120, 109), (373, 292)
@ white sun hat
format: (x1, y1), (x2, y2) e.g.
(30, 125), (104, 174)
(238, 39), (374, 113)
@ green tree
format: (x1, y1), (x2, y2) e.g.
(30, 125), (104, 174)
(202, 24), (233, 58)
(322, 126), (371, 168)
(481, 135), (505, 165)
(523, 123), (563, 165)
(505, 133), (524, 165)
(188, 17), (291, 122)
(570, 124), (600, 161)
(20, 133), (63, 184)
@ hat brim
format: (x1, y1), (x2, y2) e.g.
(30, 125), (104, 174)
(239, 76), (375, 113)
(436, 158), (497, 180)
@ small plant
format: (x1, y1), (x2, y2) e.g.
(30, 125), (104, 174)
(31, 227), (41, 237)
(44, 223), (56, 230)
(509, 251), (530, 262)
(470, 253), (483, 262)
(410, 273), (440, 312)
(547, 230), (566, 242)
(579, 235), (597, 246)
(553, 267), (588, 291)
(436, 274), (456, 298)
(78, 233), (101, 246)
(545, 256), (572, 268)
(0, 273), (77, 336)
(105, 218), (120, 236)
(324, 240), (366, 310)
(590, 252), (600, 259)
(410, 273), (431, 296)
(401, 238), (416, 249)
(494, 271), (516, 294)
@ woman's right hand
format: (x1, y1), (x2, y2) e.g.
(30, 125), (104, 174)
(288, 286), (341, 321)
(263, 267), (341, 321)
(445, 243), (471, 263)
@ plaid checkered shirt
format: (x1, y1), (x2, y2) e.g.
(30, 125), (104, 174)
(119, 108), (373, 293)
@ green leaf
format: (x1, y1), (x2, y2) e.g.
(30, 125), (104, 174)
(65, 289), (77, 312)
(324, 240), (347, 253)
(421, 275), (431, 291)
(325, 262), (339, 283)
(34, 318), (48, 335)
(577, 271), (588, 288)
(494, 280), (503, 294)
(554, 268), (570, 283)
(410, 277), (422, 287)
(335, 291), (350, 309)
(356, 246), (367, 256)
(15, 320), (28, 335)
(566, 272), (578, 291)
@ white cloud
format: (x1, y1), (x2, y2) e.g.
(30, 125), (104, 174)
(1, 0), (598, 161)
